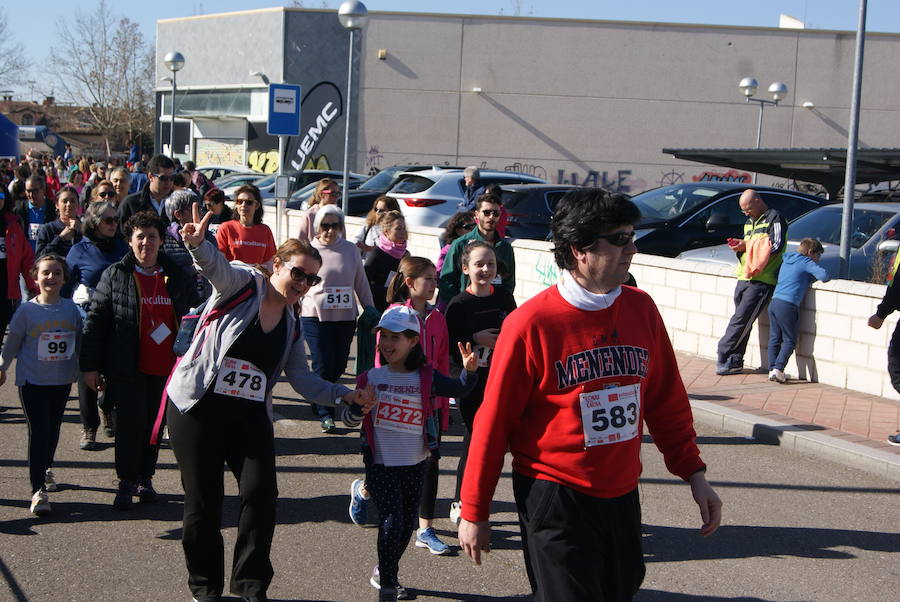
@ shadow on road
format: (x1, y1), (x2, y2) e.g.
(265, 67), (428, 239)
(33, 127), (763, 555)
(642, 523), (897, 562)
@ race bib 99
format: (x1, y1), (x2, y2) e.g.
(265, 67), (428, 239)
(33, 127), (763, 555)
(38, 331), (75, 362)
(579, 384), (640, 447)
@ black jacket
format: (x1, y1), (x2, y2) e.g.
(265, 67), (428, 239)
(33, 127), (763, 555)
(119, 185), (170, 231)
(80, 249), (201, 379)
(364, 247), (405, 313)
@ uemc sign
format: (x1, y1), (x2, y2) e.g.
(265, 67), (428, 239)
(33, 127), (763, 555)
(287, 82), (343, 171)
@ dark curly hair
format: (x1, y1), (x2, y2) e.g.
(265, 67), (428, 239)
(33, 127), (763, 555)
(124, 210), (167, 240)
(551, 188), (641, 271)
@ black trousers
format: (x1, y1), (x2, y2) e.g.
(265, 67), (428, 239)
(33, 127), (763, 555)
(108, 373), (165, 481)
(717, 280), (774, 363)
(366, 461), (426, 590)
(19, 383), (71, 493)
(512, 472), (645, 602)
(77, 378), (100, 430)
(167, 394), (277, 601)
(888, 324), (900, 395)
(454, 392), (483, 501)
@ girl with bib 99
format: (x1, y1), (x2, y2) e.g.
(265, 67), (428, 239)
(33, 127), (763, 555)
(0, 254), (82, 516)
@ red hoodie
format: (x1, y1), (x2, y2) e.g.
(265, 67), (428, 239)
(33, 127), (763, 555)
(460, 285), (705, 523)
(2, 212), (37, 299)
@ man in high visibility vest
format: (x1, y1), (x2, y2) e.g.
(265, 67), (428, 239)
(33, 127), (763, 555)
(716, 189), (787, 375)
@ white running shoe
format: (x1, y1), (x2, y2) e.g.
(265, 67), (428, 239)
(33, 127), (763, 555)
(768, 368), (786, 384)
(44, 469), (59, 492)
(30, 489), (51, 516)
(449, 501), (462, 526)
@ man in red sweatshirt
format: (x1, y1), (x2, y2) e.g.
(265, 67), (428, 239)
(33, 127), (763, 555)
(458, 188), (722, 601)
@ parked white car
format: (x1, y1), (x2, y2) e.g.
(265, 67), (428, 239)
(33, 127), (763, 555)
(385, 168), (546, 228)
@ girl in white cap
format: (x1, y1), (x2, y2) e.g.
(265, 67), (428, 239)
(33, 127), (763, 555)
(348, 305), (477, 601)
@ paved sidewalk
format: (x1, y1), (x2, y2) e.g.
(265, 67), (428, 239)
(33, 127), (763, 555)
(677, 352), (900, 481)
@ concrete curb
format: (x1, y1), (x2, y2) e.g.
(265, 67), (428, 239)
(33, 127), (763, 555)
(690, 398), (900, 483)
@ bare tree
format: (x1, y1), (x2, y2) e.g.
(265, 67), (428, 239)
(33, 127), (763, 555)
(46, 0), (155, 153)
(0, 8), (30, 88)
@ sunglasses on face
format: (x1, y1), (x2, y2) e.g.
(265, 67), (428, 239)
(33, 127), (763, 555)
(153, 173), (175, 182)
(460, 222), (475, 230)
(100, 216), (117, 225)
(234, 198), (256, 205)
(289, 266), (322, 287)
(593, 231), (636, 247)
(319, 222), (341, 231)
(480, 209), (501, 218)
(98, 190), (116, 198)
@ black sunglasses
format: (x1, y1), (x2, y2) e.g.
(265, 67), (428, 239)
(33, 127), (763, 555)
(290, 266), (322, 287)
(460, 222), (475, 230)
(480, 209), (501, 217)
(153, 173), (175, 182)
(593, 231), (636, 247)
(319, 222), (341, 231)
(98, 190), (116, 198)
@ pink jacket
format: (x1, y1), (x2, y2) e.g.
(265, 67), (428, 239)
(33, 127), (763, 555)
(376, 298), (451, 430)
(3, 212), (37, 299)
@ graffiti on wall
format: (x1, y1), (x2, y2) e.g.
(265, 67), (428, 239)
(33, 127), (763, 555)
(246, 151), (332, 174)
(535, 253), (558, 288)
(504, 162), (548, 180)
(692, 169), (751, 183)
(658, 169), (685, 186)
(366, 145), (384, 175)
(555, 170), (646, 194)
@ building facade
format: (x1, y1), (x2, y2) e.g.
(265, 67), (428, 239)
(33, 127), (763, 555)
(156, 8), (900, 193)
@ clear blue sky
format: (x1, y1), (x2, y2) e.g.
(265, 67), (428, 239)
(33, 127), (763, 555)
(5, 0), (894, 100)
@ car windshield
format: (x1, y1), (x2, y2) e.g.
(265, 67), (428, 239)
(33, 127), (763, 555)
(631, 184), (722, 221)
(254, 175), (276, 188)
(389, 174), (435, 194)
(358, 167), (401, 191)
(789, 207), (895, 249)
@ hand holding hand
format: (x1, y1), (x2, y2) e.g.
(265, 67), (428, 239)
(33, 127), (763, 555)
(458, 342), (477, 373)
(180, 202), (214, 248)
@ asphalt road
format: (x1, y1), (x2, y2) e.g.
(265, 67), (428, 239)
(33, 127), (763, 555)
(0, 374), (897, 602)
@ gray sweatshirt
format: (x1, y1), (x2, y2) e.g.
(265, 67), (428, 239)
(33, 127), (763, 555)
(0, 298), (83, 386)
(165, 239), (352, 417)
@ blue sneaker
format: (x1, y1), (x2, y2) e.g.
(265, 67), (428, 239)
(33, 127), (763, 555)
(349, 478), (369, 525)
(415, 526), (450, 555)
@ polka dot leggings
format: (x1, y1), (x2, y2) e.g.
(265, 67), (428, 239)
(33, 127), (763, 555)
(366, 461), (427, 589)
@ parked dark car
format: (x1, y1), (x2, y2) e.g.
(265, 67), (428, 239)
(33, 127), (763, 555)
(678, 203), (900, 283)
(500, 184), (579, 240)
(631, 182), (830, 256)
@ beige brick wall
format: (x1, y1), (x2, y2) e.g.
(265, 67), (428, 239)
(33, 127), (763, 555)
(265, 207), (897, 400)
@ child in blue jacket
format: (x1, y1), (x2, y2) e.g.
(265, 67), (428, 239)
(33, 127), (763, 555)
(767, 238), (829, 383)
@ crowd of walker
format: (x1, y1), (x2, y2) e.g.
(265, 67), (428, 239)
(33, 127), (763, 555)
(1, 149), (898, 601)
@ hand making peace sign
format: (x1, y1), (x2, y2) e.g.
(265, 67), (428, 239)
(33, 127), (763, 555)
(180, 201), (214, 248)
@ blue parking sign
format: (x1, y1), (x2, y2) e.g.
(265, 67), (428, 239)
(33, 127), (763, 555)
(267, 84), (301, 136)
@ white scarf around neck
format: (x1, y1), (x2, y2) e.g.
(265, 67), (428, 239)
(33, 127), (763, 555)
(557, 269), (621, 311)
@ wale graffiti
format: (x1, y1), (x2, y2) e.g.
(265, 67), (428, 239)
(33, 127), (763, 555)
(556, 170), (643, 194)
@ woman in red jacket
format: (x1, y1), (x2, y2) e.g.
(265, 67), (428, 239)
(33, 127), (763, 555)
(0, 184), (38, 349)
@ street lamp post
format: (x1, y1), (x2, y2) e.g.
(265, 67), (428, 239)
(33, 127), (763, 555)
(338, 1), (368, 215)
(164, 51), (185, 159)
(739, 77), (788, 183)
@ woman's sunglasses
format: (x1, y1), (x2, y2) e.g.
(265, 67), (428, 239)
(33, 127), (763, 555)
(97, 190), (116, 198)
(290, 267), (322, 287)
(460, 222), (476, 231)
(319, 222), (341, 231)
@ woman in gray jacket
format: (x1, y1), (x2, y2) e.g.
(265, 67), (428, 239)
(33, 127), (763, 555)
(166, 204), (373, 602)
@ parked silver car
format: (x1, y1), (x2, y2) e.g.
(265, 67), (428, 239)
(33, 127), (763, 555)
(385, 168), (546, 228)
(677, 203), (900, 283)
